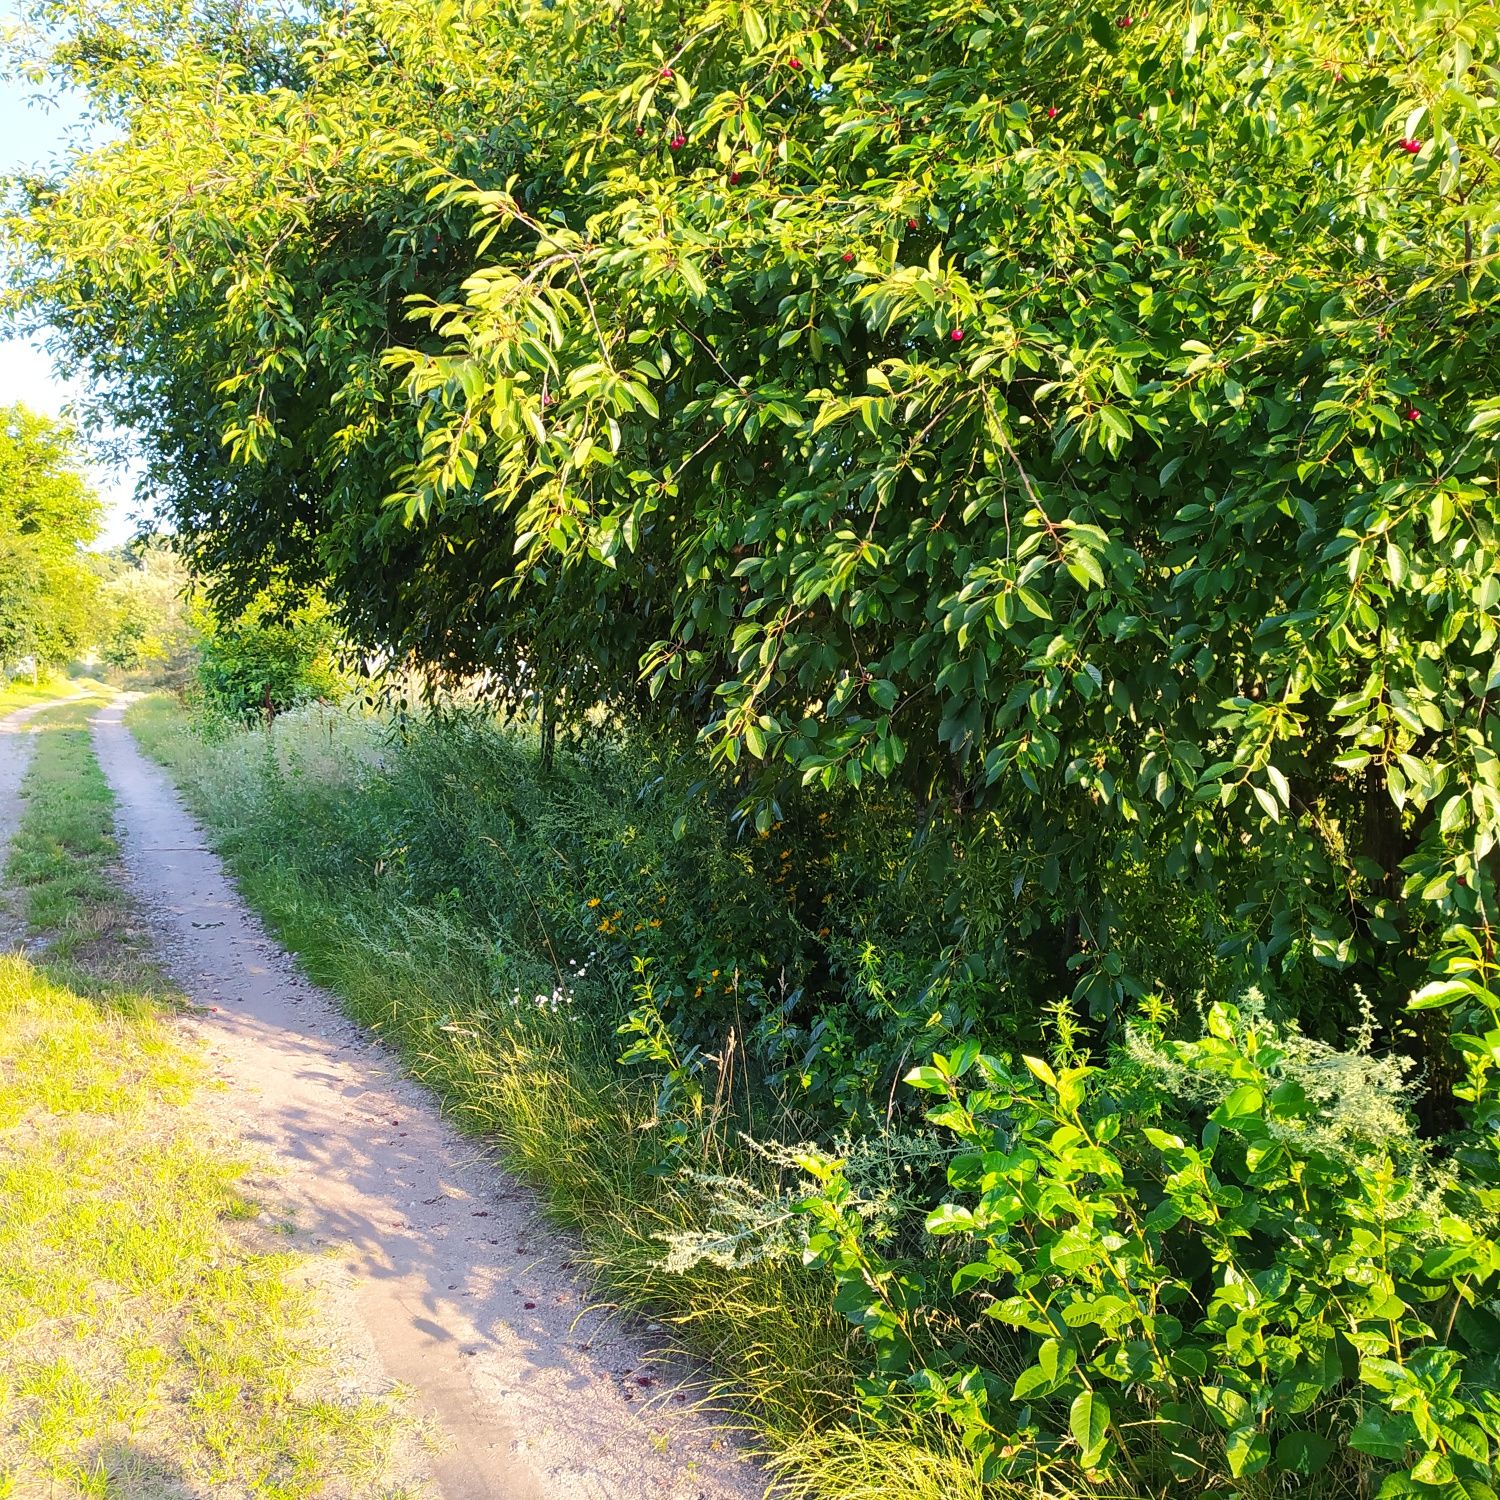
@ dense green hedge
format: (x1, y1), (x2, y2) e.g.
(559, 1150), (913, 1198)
(9, 0), (1500, 1029)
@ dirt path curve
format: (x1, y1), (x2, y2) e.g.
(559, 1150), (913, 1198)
(90, 698), (771, 1500)
(1, 693), (88, 947)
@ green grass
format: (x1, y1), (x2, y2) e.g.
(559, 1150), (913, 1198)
(6, 698), (134, 981)
(0, 672), (106, 717)
(1, 699), (421, 1499)
(124, 695), (995, 1500)
(0, 672), (69, 715)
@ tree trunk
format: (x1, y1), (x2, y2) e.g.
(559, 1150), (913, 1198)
(540, 697), (557, 773)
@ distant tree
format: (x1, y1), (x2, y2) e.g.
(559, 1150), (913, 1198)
(193, 588), (348, 723)
(0, 403), (99, 676)
(95, 538), (195, 680)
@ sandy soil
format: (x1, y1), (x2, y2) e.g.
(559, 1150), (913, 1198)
(86, 698), (771, 1500)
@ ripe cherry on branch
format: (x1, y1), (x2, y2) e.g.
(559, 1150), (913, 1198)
(1398, 137), (1422, 154)
(950, 328), (964, 342)
(669, 134), (686, 150)
(788, 57), (803, 70)
(1406, 406), (1421, 421)
(660, 66), (673, 80)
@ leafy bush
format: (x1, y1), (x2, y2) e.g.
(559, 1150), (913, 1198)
(799, 989), (1500, 1497)
(13, 0), (1500, 1023)
(194, 592), (348, 724)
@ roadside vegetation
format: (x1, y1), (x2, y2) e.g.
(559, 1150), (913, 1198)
(5, 0), (1498, 1493)
(130, 694), (1500, 1500)
(0, 699), (419, 1498)
(127, 695), (867, 1487)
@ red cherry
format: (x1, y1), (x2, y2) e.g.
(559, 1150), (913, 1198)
(1118, 13), (1133, 25)
(634, 125), (643, 135)
(789, 57), (803, 70)
(729, 171), (741, 184)
(842, 251), (854, 262)
(1405, 406), (1420, 421)
(1398, 137), (1422, 154)
(950, 328), (964, 342)
(669, 134), (686, 150)
(660, 66), (673, 80)
(1047, 105), (1058, 118)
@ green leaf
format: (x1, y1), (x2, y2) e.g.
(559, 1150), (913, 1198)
(1226, 1424), (1271, 1478)
(1276, 1430), (1333, 1476)
(1070, 1391), (1111, 1467)
(1061, 1294), (1130, 1328)
(1201, 1385), (1251, 1430)
(1021, 1055), (1057, 1090)
(925, 1203), (976, 1235)
(1409, 979), (1478, 1011)
(1350, 1409), (1412, 1462)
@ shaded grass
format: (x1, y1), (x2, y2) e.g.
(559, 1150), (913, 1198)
(6, 698), (139, 983)
(126, 696), (959, 1494)
(0, 699), (421, 1498)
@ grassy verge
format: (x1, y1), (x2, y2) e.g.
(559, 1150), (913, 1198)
(0, 673), (67, 716)
(124, 696), (978, 1500)
(0, 699), (419, 1499)
(0, 673), (99, 717)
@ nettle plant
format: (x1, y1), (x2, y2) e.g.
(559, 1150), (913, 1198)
(799, 974), (1500, 1496)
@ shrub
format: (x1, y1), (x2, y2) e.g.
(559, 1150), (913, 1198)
(799, 988), (1500, 1497)
(194, 593), (348, 724)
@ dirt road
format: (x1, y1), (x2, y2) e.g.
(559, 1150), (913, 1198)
(87, 698), (769, 1500)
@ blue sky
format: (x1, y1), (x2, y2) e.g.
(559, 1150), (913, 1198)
(2, 1), (140, 545)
